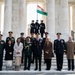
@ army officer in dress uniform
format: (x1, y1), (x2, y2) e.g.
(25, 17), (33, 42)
(33, 33), (42, 71)
(6, 31), (15, 46)
(54, 33), (66, 71)
(19, 32), (25, 64)
(0, 34), (5, 70)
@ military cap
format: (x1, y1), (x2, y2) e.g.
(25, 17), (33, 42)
(56, 33), (61, 35)
(32, 20), (34, 22)
(20, 32), (24, 35)
(8, 31), (13, 33)
(45, 32), (49, 34)
(41, 20), (43, 22)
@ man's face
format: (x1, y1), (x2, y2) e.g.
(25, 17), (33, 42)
(57, 34), (60, 39)
(9, 33), (12, 36)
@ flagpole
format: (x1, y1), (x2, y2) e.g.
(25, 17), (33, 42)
(37, 4), (38, 20)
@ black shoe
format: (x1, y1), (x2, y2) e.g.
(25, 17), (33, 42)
(34, 68), (37, 71)
(72, 69), (74, 71)
(39, 69), (41, 71)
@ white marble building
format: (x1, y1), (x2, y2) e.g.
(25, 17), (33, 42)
(0, 0), (75, 41)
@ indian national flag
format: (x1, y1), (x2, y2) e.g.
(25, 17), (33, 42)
(37, 5), (48, 16)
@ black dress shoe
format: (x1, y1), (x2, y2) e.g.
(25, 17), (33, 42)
(72, 69), (74, 71)
(34, 68), (37, 71)
(39, 69), (41, 71)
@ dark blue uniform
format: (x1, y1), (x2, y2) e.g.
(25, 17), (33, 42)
(6, 37), (15, 46)
(30, 37), (35, 63)
(54, 39), (66, 70)
(35, 22), (40, 34)
(30, 22), (35, 34)
(40, 22), (45, 38)
(0, 40), (5, 70)
(33, 38), (42, 71)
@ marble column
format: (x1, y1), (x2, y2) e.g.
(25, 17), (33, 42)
(3, 0), (12, 39)
(55, 0), (69, 40)
(46, 0), (55, 41)
(72, 5), (75, 32)
(3, 0), (27, 40)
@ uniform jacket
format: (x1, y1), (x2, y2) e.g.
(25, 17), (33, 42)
(43, 42), (53, 59)
(54, 39), (66, 54)
(6, 37), (15, 45)
(5, 44), (14, 60)
(0, 40), (5, 59)
(14, 42), (23, 57)
(33, 38), (42, 57)
(24, 42), (32, 56)
(66, 41), (75, 59)
(40, 23), (45, 33)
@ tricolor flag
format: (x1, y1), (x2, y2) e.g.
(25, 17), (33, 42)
(37, 5), (48, 16)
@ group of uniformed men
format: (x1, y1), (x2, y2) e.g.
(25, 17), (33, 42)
(0, 20), (74, 71)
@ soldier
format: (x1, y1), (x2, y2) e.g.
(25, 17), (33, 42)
(66, 36), (75, 71)
(34, 33), (42, 71)
(30, 33), (35, 64)
(19, 32), (25, 64)
(40, 20), (45, 38)
(6, 31), (15, 46)
(24, 36), (32, 70)
(0, 34), (5, 71)
(54, 33), (66, 71)
(35, 20), (40, 34)
(30, 20), (35, 34)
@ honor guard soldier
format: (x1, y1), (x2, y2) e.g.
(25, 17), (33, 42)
(6, 31), (15, 46)
(0, 34), (5, 70)
(40, 20), (45, 38)
(34, 33), (42, 71)
(20, 32), (25, 64)
(30, 33), (35, 63)
(35, 20), (40, 34)
(30, 20), (35, 34)
(54, 33), (66, 71)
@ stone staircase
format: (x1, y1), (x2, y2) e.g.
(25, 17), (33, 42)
(1, 51), (75, 75)
(2, 50), (75, 71)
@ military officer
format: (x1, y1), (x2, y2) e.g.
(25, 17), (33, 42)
(33, 33), (42, 71)
(0, 34), (5, 70)
(40, 20), (45, 38)
(24, 36), (32, 70)
(30, 20), (35, 34)
(54, 33), (66, 71)
(35, 20), (40, 34)
(30, 33), (35, 64)
(19, 32), (25, 64)
(6, 31), (15, 46)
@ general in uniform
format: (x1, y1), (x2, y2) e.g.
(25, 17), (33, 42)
(24, 36), (32, 70)
(54, 33), (66, 71)
(33, 33), (42, 71)
(6, 31), (15, 46)
(19, 32), (25, 64)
